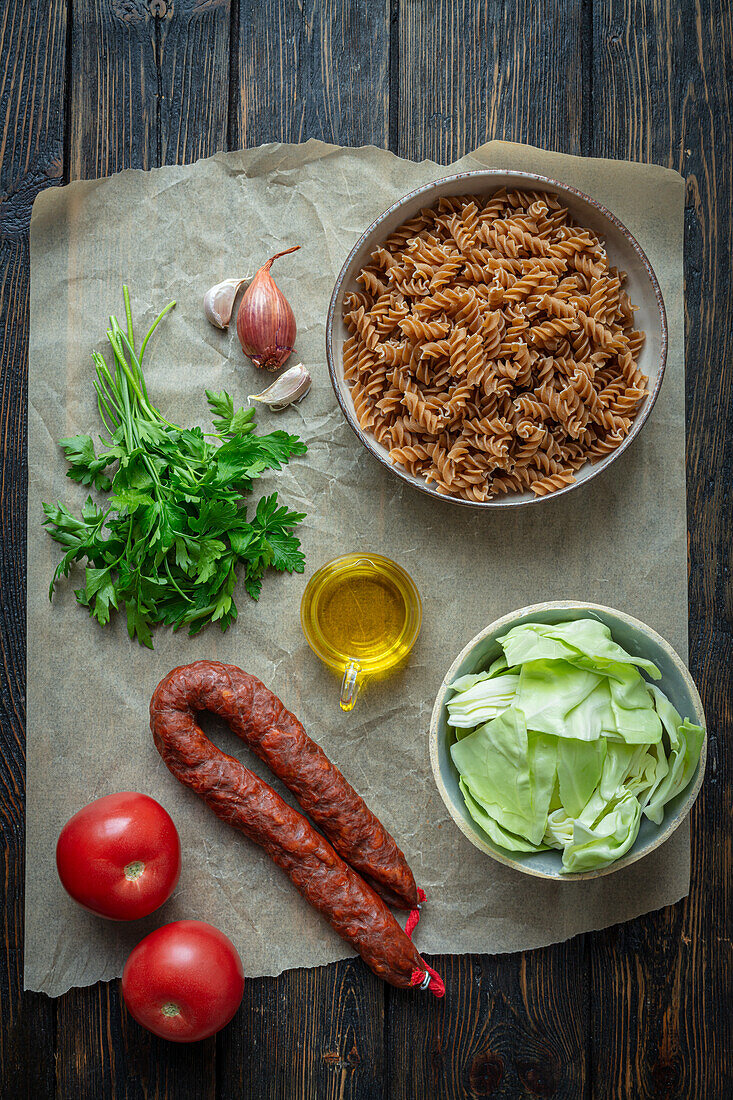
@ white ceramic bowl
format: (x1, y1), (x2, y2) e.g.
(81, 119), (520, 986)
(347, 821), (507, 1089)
(326, 170), (667, 509)
(429, 601), (706, 881)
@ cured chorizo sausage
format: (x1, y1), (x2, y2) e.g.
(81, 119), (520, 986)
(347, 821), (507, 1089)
(151, 661), (418, 910)
(150, 661), (444, 995)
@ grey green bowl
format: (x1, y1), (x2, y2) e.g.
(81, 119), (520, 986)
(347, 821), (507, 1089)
(326, 169), (667, 509)
(429, 601), (707, 881)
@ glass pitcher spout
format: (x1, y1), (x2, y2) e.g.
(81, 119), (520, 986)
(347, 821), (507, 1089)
(340, 661), (362, 711)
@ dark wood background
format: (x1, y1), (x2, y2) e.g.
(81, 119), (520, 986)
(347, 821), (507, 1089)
(1, 1), (730, 1096)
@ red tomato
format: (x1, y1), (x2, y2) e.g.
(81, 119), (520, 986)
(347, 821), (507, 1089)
(122, 920), (245, 1042)
(56, 791), (181, 920)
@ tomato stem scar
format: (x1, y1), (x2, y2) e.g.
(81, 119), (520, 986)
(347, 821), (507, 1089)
(161, 1002), (181, 1018)
(124, 861), (145, 880)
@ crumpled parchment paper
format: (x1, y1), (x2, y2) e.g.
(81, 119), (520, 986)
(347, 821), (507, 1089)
(25, 140), (687, 996)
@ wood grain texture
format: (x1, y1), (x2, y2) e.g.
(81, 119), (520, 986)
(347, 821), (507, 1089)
(55, 985), (216, 1099)
(0, 0), (66, 1094)
(219, 4), (394, 1097)
(588, 2), (733, 1097)
(69, 0), (230, 179)
(69, 0), (158, 178)
(396, 0), (589, 165)
(387, 4), (592, 1096)
(386, 949), (588, 1099)
(157, 0), (231, 164)
(234, 0), (390, 149)
(217, 962), (384, 1100)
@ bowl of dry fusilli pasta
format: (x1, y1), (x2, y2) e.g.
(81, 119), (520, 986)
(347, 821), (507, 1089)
(326, 171), (667, 506)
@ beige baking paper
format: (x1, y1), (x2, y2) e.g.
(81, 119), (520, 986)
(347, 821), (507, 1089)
(25, 140), (687, 996)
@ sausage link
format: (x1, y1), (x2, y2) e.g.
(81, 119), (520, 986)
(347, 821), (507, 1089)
(151, 661), (418, 909)
(150, 663), (429, 988)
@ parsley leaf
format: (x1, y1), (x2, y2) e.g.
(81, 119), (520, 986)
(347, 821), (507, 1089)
(59, 435), (116, 491)
(205, 390), (257, 439)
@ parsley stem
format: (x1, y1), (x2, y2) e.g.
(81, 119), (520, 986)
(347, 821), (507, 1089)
(164, 559), (194, 603)
(119, 326), (152, 408)
(107, 328), (146, 408)
(116, 329), (177, 429)
(123, 284), (135, 350)
(139, 301), (176, 364)
(96, 393), (117, 439)
(93, 370), (123, 419)
(104, 330), (138, 451)
(93, 353), (121, 404)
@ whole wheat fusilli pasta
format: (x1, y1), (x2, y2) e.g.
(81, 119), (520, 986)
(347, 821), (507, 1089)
(343, 188), (648, 501)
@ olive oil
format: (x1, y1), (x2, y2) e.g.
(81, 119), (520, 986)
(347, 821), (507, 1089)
(301, 554), (422, 697)
(317, 568), (406, 665)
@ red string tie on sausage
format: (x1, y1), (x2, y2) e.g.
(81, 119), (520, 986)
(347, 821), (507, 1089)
(409, 963), (445, 997)
(405, 888), (445, 998)
(404, 886), (424, 939)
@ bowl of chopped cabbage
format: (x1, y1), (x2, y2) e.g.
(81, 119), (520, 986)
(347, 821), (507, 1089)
(429, 602), (706, 880)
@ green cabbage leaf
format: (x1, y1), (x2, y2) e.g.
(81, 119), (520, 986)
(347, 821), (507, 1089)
(447, 618), (704, 873)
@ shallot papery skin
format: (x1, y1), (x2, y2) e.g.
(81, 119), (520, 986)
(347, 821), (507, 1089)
(236, 246), (300, 370)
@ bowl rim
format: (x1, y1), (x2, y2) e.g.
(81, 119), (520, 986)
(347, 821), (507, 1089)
(326, 168), (669, 509)
(428, 600), (707, 881)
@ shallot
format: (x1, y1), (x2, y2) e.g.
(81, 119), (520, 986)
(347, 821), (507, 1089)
(236, 246), (300, 370)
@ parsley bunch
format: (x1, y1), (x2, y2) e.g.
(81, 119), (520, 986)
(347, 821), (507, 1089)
(43, 286), (307, 648)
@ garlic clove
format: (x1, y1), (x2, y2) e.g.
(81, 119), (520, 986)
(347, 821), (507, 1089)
(248, 364), (311, 410)
(203, 277), (251, 329)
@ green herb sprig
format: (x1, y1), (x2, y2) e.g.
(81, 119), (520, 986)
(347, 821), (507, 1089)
(43, 286), (307, 648)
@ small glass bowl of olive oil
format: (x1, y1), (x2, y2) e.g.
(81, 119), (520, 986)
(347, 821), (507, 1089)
(300, 553), (422, 711)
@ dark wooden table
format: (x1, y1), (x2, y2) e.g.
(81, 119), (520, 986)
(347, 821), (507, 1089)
(2, 2), (731, 1097)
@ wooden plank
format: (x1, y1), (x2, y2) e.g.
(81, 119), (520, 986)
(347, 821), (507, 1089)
(158, 0), (231, 164)
(0, 0), (66, 1094)
(54, 3), (231, 1095)
(588, 1), (733, 1096)
(55, 985), (216, 1100)
(396, 0), (588, 164)
(217, 962), (384, 1100)
(68, 0), (230, 179)
(68, 0), (158, 178)
(389, 4), (591, 1096)
(11, 5), (728, 1098)
(386, 948), (588, 1100)
(213, 4), (393, 1097)
(234, 0), (390, 149)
